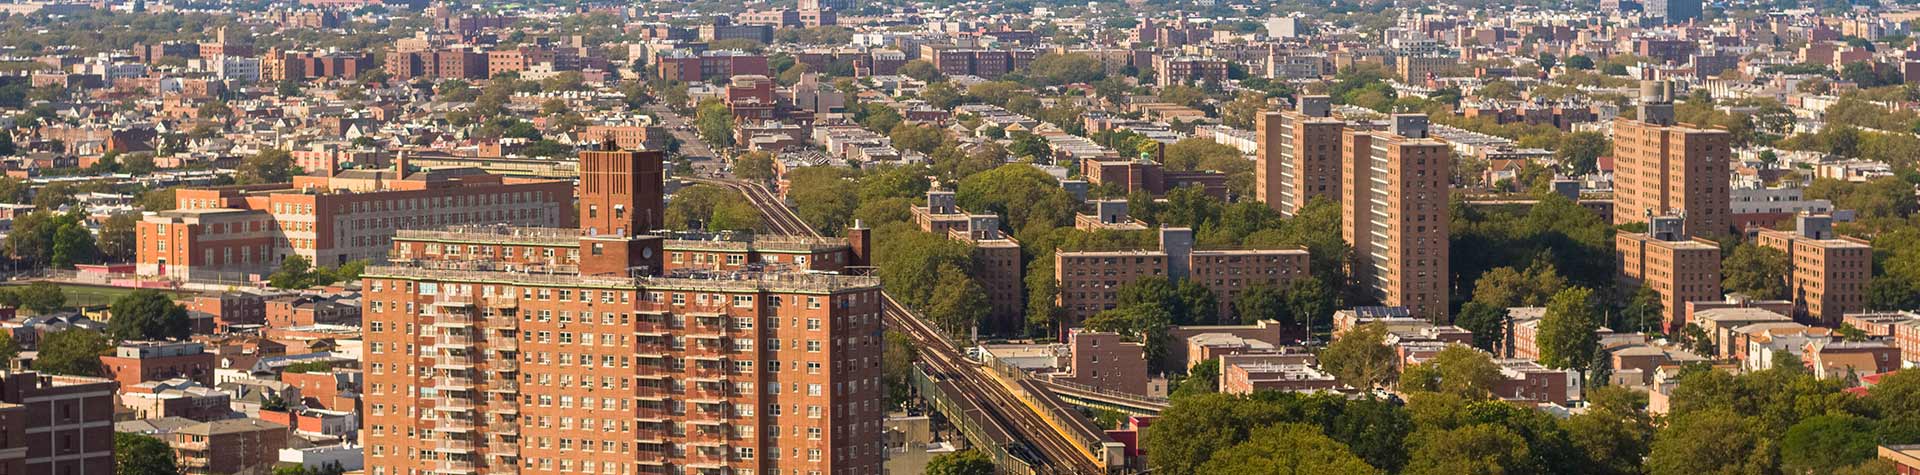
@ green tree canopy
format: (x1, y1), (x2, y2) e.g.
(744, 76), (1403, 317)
(1454, 302), (1508, 352)
(1647, 408), (1776, 475)
(732, 151), (776, 182)
(1172, 359), (1219, 398)
(664, 185), (761, 232)
(693, 99), (735, 147)
(269, 255), (319, 289)
(1026, 52), (1106, 86)
(888, 123), (946, 154)
(1469, 261), (1568, 309)
(237, 149), (298, 184)
(1083, 303), (1175, 370)
(1537, 287), (1602, 377)
(1197, 423), (1381, 475)
(924, 263), (989, 335)
(924, 449), (993, 475)
(899, 60), (943, 82)
(786, 167), (859, 234)
(115, 433), (179, 475)
(1451, 195), (1614, 305)
(1399, 344), (1503, 400)
(881, 331), (918, 407)
(1319, 323), (1398, 389)
(32, 329), (108, 376)
(0, 331), (19, 364)
(1779, 414), (1881, 474)
(7, 211), (98, 268)
(1232, 283), (1289, 325)
(1406, 424), (1533, 475)
(1722, 243), (1790, 300)
(1143, 392), (1412, 475)
(956, 164), (1075, 231)
(1555, 131), (1610, 176)
(3, 281), (67, 314)
(1563, 386), (1655, 475)
(873, 227), (976, 319)
(105, 289), (191, 341)
(98, 213), (138, 262)
(1615, 285), (1665, 335)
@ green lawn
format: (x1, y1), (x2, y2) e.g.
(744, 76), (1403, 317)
(4, 284), (195, 309)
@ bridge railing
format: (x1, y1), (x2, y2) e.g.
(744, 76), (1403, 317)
(1044, 379), (1172, 410)
(910, 363), (1038, 475)
(987, 356), (1126, 471)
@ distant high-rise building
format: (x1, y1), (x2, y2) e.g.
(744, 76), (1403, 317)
(1264, 16), (1304, 38)
(1646, 0), (1702, 24)
(1256, 96), (1343, 216)
(1342, 114), (1451, 322)
(1612, 80), (1731, 237)
(1617, 215), (1723, 333)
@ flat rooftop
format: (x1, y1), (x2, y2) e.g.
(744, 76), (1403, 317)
(365, 260), (879, 294)
(394, 225), (850, 252)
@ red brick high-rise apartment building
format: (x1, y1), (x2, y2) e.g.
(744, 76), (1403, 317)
(361, 147), (883, 475)
(0, 372), (117, 475)
(1612, 80), (1732, 236)
(1054, 228), (1309, 333)
(1756, 214), (1873, 325)
(1616, 215), (1723, 333)
(1342, 115), (1451, 321)
(1256, 96), (1344, 216)
(910, 191), (1023, 336)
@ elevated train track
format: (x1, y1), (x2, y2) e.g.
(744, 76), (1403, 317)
(694, 177), (1113, 474)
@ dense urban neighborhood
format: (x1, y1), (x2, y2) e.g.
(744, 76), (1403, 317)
(0, 0), (1913, 473)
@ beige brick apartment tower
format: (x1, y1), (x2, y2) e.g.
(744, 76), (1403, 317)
(1342, 114), (1451, 322)
(1617, 215), (1723, 333)
(1757, 214), (1873, 325)
(1257, 95), (1344, 216)
(1611, 80), (1732, 236)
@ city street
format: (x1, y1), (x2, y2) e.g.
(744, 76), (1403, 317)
(644, 104), (728, 177)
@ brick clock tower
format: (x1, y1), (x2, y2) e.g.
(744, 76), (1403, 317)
(577, 141), (664, 237)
